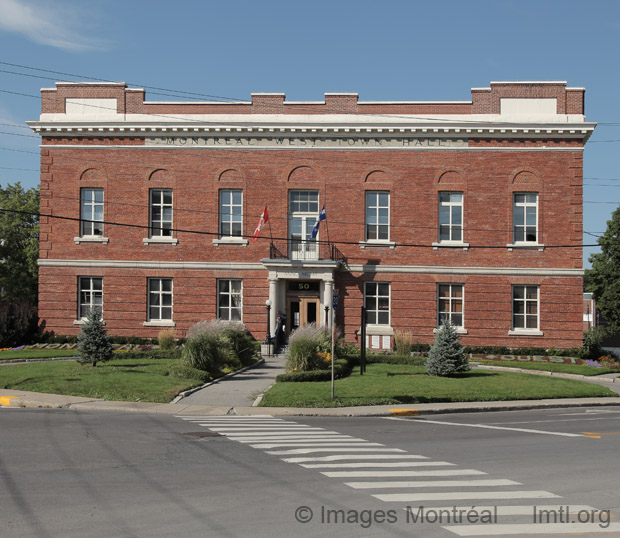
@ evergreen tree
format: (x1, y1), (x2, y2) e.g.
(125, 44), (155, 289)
(586, 206), (620, 332)
(77, 308), (113, 366)
(425, 321), (470, 376)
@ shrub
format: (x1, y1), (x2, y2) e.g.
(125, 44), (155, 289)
(182, 331), (230, 374)
(0, 300), (42, 347)
(182, 319), (256, 374)
(394, 330), (413, 355)
(167, 364), (211, 383)
(286, 324), (332, 372)
(425, 322), (470, 377)
(580, 327), (606, 361)
(276, 358), (352, 382)
(76, 308), (113, 367)
(158, 328), (176, 350)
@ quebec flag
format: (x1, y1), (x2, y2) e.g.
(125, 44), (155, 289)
(310, 204), (326, 239)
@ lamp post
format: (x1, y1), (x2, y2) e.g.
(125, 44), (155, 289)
(265, 299), (272, 357)
(324, 305), (329, 328)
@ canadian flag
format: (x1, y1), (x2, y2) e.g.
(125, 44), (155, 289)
(252, 205), (269, 242)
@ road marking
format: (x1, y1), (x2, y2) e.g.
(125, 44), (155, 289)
(374, 491), (561, 502)
(203, 426), (317, 431)
(581, 431), (620, 439)
(267, 448), (406, 455)
(250, 442), (384, 449)
(386, 417), (587, 437)
(405, 505), (597, 516)
(389, 408), (419, 416)
(282, 454), (431, 463)
(487, 417), (620, 425)
(322, 469), (486, 478)
(0, 396), (19, 407)
(176, 415), (276, 419)
(232, 436), (364, 442)
(220, 430), (348, 437)
(301, 461), (455, 468)
(556, 409), (620, 416)
(443, 522), (620, 536)
(346, 479), (521, 489)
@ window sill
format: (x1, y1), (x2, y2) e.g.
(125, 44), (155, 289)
(432, 242), (470, 250)
(433, 327), (468, 335)
(359, 241), (396, 249)
(73, 319), (106, 326)
(508, 329), (544, 336)
(507, 243), (545, 251)
(74, 236), (109, 244)
(363, 325), (394, 336)
(143, 237), (179, 245)
(143, 321), (176, 327)
(212, 237), (249, 246)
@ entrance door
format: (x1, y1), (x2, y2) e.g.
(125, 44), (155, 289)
(287, 297), (321, 334)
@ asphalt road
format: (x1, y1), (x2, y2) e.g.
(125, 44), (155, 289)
(1, 407), (619, 538)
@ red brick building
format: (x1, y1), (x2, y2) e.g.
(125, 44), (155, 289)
(29, 81), (595, 349)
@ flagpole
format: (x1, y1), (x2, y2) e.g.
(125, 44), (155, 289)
(267, 205), (273, 242)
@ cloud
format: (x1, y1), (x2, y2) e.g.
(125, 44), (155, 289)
(0, 0), (108, 51)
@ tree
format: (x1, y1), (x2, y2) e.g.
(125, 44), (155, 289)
(425, 322), (470, 377)
(0, 183), (39, 304)
(77, 308), (113, 367)
(586, 206), (620, 332)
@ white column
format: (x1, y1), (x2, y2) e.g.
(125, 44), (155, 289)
(324, 279), (334, 328)
(268, 277), (278, 332)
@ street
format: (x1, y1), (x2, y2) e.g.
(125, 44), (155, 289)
(1, 407), (619, 538)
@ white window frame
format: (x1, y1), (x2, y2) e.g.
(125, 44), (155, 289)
(288, 190), (320, 260)
(512, 192), (539, 244)
(364, 191), (390, 243)
(146, 278), (174, 324)
(149, 189), (173, 238)
(219, 190), (243, 238)
(438, 192), (464, 244)
(437, 283), (465, 330)
(76, 276), (103, 322)
(364, 282), (391, 326)
(511, 284), (541, 334)
(217, 279), (243, 321)
(79, 188), (104, 238)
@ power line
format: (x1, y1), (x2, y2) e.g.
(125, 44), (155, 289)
(0, 207), (601, 250)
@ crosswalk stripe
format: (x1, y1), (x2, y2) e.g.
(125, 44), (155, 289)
(203, 426), (318, 431)
(232, 436), (364, 442)
(444, 522), (620, 536)
(374, 491), (561, 502)
(251, 442), (384, 449)
(301, 461), (455, 468)
(404, 505), (597, 516)
(219, 431), (348, 437)
(282, 454), (431, 463)
(267, 448), (406, 455)
(346, 479), (521, 489)
(322, 469), (486, 478)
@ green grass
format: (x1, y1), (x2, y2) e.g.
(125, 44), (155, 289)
(259, 363), (618, 408)
(476, 360), (620, 376)
(0, 358), (204, 403)
(0, 349), (79, 360)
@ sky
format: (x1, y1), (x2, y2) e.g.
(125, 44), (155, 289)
(0, 0), (618, 267)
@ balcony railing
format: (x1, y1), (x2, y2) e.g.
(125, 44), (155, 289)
(269, 241), (345, 262)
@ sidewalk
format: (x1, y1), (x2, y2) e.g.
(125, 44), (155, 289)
(2, 360), (620, 417)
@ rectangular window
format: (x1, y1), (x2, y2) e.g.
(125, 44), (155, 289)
(80, 188), (104, 237)
(437, 284), (464, 328)
(148, 278), (173, 321)
(513, 193), (538, 243)
(218, 279), (243, 321)
(364, 282), (390, 325)
(513, 285), (539, 330)
(78, 277), (102, 319)
(289, 190), (319, 260)
(365, 191), (390, 241)
(150, 189), (173, 237)
(439, 192), (463, 242)
(219, 190), (243, 237)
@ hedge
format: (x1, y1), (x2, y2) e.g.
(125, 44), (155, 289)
(276, 358), (352, 382)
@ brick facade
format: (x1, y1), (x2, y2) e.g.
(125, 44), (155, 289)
(30, 81), (595, 349)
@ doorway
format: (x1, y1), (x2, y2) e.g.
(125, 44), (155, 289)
(287, 296), (320, 334)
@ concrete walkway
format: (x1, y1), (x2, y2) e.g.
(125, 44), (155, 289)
(177, 353), (286, 407)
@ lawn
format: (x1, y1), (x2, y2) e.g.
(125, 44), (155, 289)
(259, 363), (618, 408)
(0, 358), (204, 403)
(0, 349), (79, 360)
(476, 360), (620, 376)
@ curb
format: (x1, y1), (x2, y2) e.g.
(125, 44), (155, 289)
(474, 363), (620, 383)
(171, 358), (265, 403)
